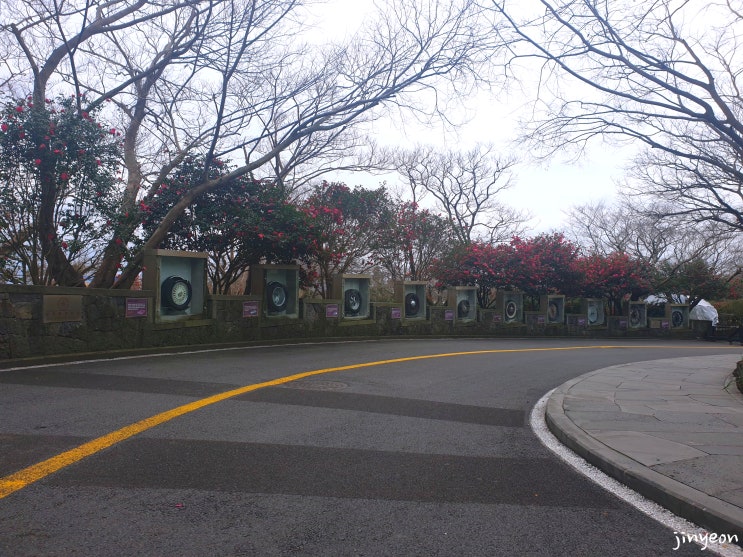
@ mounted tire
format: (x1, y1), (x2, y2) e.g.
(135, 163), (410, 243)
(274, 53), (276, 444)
(548, 301), (559, 322)
(266, 281), (288, 313)
(672, 309), (684, 328)
(505, 300), (518, 321)
(630, 307), (643, 327)
(161, 276), (192, 311)
(457, 299), (470, 318)
(404, 292), (420, 317)
(344, 288), (362, 316)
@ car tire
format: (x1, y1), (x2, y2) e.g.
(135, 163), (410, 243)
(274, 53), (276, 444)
(345, 288), (362, 316)
(405, 292), (420, 317)
(457, 299), (470, 318)
(266, 281), (288, 313)
(161, 276), (192, 311)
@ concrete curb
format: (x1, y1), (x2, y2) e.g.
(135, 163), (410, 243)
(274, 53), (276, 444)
(546, 374), (743, 536)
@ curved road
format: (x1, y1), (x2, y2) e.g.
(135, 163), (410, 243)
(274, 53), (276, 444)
(0, 338), (739, 556)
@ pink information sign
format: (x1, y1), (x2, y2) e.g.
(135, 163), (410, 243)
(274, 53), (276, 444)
(243, 300), (259, 318)
(125, 298), (148, 318)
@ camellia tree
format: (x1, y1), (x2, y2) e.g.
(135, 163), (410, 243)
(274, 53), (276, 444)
(508, 233), (581, 301)
(433, 233), (582, 307)
(139, 156), (316, 294)
(0, 95), (121, 284)
(432, 241), (516, 307)
(374, 200), (457, 283)
(300, 182), (393, 297)
(573, 252), (652, 314)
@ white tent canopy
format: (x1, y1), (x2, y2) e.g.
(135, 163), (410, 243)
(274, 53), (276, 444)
(689, 299), (718, 322)
(644, 295), (719, 322)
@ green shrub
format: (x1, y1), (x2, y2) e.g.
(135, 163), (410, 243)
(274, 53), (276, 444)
(713, 299), (743, 317)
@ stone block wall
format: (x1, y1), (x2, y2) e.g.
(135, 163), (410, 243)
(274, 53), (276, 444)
(0, 285), (702, 361)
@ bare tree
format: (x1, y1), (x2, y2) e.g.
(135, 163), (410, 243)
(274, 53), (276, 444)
(373, 198), (457, 282)
(489, 0), (743, 234)
(391, 143), (529, 244)
(2, 0), (495, 287)
(566, 197), (706, 266)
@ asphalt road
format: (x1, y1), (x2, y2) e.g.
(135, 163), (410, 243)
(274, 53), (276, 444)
(0, 338), (740, 556)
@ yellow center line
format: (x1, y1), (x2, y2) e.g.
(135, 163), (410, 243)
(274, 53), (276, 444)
(0, 344), (734, 499)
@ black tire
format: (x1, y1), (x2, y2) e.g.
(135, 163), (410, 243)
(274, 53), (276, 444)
(587, 304), (599, 324)
(457, 299), (470, 318)
(266, 281), (288, 313)
(345, 288), (362, 316)
(505, 300), (518, 320)
(548, 301), (559, 321)
(161, 276), (192, 311)
(672, 309), (684, 327)
(630, 307), (642, 327)
(404, 292), (420, 317)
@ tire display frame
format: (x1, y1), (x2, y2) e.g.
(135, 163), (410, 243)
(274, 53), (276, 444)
(250, 264), (300, 318)
(447, 286), (477, 322)
(628, 301), (648, 329)
(666, 303), (690, 329)
(540, 294), (565, 325)
(142, 249), (207, 322)
(394, 281), (428, 320)
(581, 298), (606, 327)
(330, 274), (372, 320)
(495, 290), (523, 324)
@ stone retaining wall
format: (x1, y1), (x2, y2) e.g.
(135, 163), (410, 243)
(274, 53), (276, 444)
(0, 285), (702, 361)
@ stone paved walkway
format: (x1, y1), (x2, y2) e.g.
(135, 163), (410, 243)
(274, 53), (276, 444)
(546, 354), (743, 537)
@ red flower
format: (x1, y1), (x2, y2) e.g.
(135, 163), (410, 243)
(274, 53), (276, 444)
(15, 106), (23, 113)
(34, 159), (41, 165)
(60, 172), (69, 180)
(0, 123), (7, 132)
